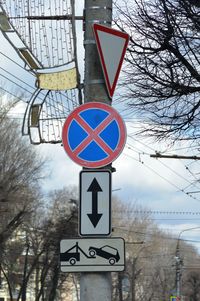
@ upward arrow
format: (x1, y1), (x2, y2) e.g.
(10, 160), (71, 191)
(87, 178), (103, 228)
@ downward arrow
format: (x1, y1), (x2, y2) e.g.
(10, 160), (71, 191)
(87, 178), (103, 228)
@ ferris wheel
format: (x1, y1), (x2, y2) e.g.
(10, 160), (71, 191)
(0, 0), (83, 144)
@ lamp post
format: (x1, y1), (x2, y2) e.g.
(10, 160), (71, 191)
(175, 226), (200, 299)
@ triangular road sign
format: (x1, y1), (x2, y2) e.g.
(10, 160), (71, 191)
(93, 24), (129, 99)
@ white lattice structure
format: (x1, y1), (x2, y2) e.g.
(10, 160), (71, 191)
(0, 0), (82, 144)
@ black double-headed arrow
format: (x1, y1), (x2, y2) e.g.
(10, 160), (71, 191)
(87, 178), (102, 228)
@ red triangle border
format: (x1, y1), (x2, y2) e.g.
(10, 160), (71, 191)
(93, 24), (129, 99)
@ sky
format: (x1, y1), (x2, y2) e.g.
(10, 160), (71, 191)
(1, 1), (200, 252)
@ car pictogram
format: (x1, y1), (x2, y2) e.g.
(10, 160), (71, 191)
(88, 245), (120, 265)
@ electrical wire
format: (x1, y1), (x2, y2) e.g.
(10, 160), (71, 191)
(123, 151), (200, 202)
(114, 227), (200, 243)
(0, 86), (24, 102)
(113, 210), (200, 215)
(0, 66), (35, 91)
(0, 51), (28, 71)
(126, 142), (200, 196)
(125, 133), (200, 203)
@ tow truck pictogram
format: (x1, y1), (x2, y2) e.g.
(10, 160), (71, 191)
(60, 242), (93, 265)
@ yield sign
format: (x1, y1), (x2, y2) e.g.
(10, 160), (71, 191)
(93, 24), (129, 98)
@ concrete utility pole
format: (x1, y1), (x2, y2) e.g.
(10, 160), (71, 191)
(80, 1), (112, 300)
(175, 239), (182, 298)
(84, 0), (112, 105)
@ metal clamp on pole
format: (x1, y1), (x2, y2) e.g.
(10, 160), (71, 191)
(84, 39), (96, 45)
(86, 79), (105, 85)
(86, 20), (111, 25)
(87, 6), (112, 10)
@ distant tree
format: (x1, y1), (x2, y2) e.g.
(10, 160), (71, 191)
(0, 99), (46, 300)
(177, 241), (200, 301)
(1, 186), (78, 301)
(182, 270), (200, 301)
(111, 198), (183, 301)
(0, 101), (45, 249)
(37, 187), (78, 301)
(115, 0), (200, 142)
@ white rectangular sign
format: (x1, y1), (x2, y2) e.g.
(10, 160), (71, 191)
(79, 170), (111, 236)
(60, 238), (125, 272)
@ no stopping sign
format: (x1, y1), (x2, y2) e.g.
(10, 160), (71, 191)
(62, 102), (126, 168)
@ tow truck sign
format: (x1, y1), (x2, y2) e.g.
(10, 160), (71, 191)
(60, 238), (125, 272)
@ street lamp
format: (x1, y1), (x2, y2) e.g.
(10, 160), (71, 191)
(175, 226), (200, 299)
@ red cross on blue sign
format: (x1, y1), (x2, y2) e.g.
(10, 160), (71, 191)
(62, 102), (126, 168)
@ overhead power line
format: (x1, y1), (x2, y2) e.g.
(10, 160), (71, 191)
(151, 153), (200, 160)
(125, 135), (200, 202)
(114, 210), (200, 215)
(0, 87), (24, 102)
(123, 152), (200, 202)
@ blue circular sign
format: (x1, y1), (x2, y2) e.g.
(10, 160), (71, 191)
(62, 102), (126, 168)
